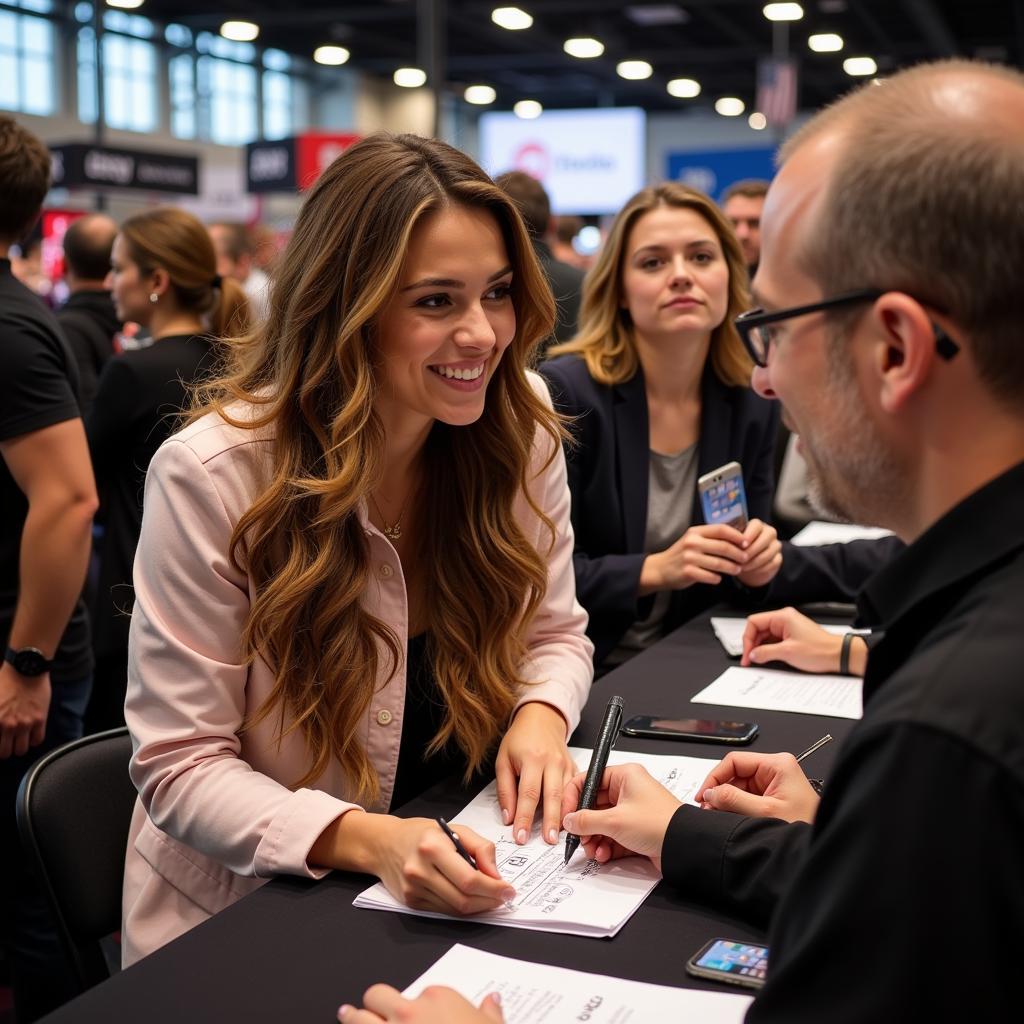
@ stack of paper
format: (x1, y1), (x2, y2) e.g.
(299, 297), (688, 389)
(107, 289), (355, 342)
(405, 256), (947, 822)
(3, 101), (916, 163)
(790, 520), (893, 546)
(710, 616), (870, 658)
(353, 748), (719, 938)
(401, 944), (754, 1023)
(691, 666), (862, 719)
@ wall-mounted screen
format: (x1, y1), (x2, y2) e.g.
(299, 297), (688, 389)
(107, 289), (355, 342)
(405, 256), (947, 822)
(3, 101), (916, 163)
(479, 107), (646, 216)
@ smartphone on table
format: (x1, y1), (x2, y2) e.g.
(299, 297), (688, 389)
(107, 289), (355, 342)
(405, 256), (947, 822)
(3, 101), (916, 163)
(621, 716), (758, 745)
(686, 938), (768, 990)
(698, 461), (749, 530)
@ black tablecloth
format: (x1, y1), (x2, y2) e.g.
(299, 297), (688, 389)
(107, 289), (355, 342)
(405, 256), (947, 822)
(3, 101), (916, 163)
(44, 610), (854, 1023)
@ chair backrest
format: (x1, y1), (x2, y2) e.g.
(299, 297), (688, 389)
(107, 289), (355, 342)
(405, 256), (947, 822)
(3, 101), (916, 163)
(16, 727), (136, 993)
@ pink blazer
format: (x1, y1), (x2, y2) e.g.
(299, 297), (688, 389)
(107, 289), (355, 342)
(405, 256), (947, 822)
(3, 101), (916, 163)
(121, 373), (594, 965)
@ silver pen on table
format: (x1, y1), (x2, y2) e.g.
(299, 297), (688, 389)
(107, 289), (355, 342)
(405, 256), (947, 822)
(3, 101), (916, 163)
(795, 733), (833, 764)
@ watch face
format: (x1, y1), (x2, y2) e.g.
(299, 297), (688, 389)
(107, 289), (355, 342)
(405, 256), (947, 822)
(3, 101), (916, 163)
(11, 648), (49, 676)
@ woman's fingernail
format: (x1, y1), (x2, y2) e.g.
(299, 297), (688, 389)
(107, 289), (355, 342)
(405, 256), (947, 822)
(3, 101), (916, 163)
(516, 828), (527, 844)
(337, 1005), (352, 1020)
(501, 887), (516, 901)
(547, 828), (558, 843)
(704, 787), (716, 802)
(489, 993), (502, 1006)
(563, 813), (576, 831)
(501, 807), (511, 825)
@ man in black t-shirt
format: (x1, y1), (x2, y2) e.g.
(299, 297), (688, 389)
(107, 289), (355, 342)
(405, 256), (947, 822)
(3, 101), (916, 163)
(0, 115), (98, 1022)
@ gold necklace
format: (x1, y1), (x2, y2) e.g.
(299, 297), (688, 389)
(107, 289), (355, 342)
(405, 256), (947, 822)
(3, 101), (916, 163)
(369, 491), (404, 541)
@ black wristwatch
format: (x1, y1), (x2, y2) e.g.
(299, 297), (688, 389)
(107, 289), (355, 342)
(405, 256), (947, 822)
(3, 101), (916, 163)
(4, 646), (53, 676)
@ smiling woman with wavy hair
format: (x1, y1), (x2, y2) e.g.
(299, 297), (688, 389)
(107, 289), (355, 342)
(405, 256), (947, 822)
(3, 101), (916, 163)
(120, 132), (593, 966)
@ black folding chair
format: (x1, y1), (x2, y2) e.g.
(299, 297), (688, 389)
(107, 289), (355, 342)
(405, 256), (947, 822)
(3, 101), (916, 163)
(16, 727), (136, 993)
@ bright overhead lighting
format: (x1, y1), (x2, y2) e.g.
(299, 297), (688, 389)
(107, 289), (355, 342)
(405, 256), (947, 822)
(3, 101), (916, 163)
(715, 96), (746, 117)
(394, 67), (427, 88)
(220, 21), (259, 42)
(667, 77), (701, 98)
(763, 3), (804, 21)
(844, 56), (878, 76)
(564, 37), (605, 59)
(464, 84), (497, 105)
(748, 111), (768, 130)
(809, 32), (844, 52)
(314, 45), (350, 66)
(617, 60), (653, 80)
(105, 0), (145, 9)
(492, 6), (533, 30)
(514, 99), (543, 119)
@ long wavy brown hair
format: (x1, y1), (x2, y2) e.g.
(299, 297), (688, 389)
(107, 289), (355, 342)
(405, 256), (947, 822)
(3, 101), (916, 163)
(192, 133), (561, 801)
(548, 183), (752, 388)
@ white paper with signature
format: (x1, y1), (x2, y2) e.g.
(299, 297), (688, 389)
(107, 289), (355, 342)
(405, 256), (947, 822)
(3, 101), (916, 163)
(710, 616), (870, 658)
(353, 748), (718, 938)
(691, 665), (862, 719)
(402, 944), (753, 1023)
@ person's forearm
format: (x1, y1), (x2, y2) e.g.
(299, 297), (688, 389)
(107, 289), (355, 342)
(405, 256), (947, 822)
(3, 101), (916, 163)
(308, 809), (395, 873)
(8, 495), (95, 655)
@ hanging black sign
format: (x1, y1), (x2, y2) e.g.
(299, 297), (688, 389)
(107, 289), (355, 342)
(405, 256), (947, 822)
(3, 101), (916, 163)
(50, 143), (199, 195)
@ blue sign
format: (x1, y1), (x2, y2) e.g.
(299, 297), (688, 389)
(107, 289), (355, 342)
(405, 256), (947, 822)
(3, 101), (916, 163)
(666, 147), (777, 201)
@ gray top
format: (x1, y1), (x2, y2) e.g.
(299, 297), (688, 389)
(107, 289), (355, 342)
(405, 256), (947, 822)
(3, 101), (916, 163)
(606, 442), (699, 667)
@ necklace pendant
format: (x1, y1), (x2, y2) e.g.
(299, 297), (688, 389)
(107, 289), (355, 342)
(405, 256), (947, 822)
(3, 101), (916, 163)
(383, 523), (402, 541)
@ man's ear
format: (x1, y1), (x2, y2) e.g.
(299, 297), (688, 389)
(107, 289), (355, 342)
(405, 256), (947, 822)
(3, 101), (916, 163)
(870, 293), (936, 414)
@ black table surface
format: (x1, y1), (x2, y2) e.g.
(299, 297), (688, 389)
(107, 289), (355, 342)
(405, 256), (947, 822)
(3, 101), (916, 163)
(46, 610), (854, 1023)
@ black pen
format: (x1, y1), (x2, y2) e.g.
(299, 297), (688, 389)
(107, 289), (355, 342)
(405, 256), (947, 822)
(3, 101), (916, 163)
(436, 816), (477, 869)
(565, 695), (624, 864)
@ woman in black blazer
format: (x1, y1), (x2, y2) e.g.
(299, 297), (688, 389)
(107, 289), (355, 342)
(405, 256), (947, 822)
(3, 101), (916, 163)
(541, 183), (781, 668)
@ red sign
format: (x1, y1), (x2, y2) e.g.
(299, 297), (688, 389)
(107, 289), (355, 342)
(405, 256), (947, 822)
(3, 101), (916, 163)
(295, 132), (361, 191)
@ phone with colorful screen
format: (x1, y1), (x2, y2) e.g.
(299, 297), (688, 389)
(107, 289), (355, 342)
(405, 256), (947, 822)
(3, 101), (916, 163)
(686, 938), (768, 990)
(697, 461), (749, 530)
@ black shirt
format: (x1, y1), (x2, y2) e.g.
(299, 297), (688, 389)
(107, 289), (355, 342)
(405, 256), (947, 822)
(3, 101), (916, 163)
(85, 334), (218, 658)
(390, 633), (465, 811)
(0, 258), (92, 683)
(56, 288), (122, 416)
(660, 460), (1024, 1020)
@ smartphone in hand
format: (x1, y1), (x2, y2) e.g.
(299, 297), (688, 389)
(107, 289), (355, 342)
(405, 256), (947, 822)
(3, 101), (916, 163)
(698, 461), (749, 530)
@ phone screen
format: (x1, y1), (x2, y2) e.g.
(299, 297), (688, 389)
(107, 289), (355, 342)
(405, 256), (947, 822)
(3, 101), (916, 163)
(622, 717), (758, 743)
(700, 468), (748, 529)
(694, 940), (768, 983)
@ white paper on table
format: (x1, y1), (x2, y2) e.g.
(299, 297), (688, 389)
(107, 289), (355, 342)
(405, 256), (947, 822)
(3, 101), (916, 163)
(790, 520), (893, 546)
(353, 747), (719, 938)
(691, 665), (862, 719)
(710, 616), (870, 658)
(402, 943), (753, 1024)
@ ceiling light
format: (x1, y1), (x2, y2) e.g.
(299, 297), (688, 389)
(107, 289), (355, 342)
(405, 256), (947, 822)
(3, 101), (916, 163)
(809, 32), (843, 52)
(464, 84), (497, 105)
(715, 96), (746, 117)
(491, 6), (533, 30)
(220, 21), (259, 42)
(667, 77), (701, 98)
(763, 3), (804, 21)
(394, 67), (427, 88)
(314, 45), (350, 66)
(617, 60), (653, 80)
(564, 37), (605, 59)
(105, 0), (145, 9)
(514, 99), (543, 119)
(748, 111), (768, 130)
(843, 56), (878, 76)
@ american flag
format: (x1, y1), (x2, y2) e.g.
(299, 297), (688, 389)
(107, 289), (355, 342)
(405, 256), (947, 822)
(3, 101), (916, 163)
(757, 59), (799, 128)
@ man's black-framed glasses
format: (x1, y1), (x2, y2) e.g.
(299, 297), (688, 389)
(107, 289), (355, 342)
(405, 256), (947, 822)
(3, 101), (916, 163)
(734, 287), (960, 368)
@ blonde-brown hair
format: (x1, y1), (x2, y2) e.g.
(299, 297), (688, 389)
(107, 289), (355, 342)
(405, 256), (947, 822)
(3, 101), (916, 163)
(120, 207), (251, 339)
(781, 59), (1024, 406)
(549, 183), (752, 387)
(193, 132), (561, 801)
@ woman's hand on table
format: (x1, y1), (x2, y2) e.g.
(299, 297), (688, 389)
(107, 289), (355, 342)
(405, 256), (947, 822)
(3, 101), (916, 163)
(313, 812), (514, 915)
(697, 751), (820, 824)
(495, 701), (576, 846)
(734, 519), (782, 588)
(560, 763), (682, 872)
(742, 606), (867, 675)
(339, 985), (504, 1023)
